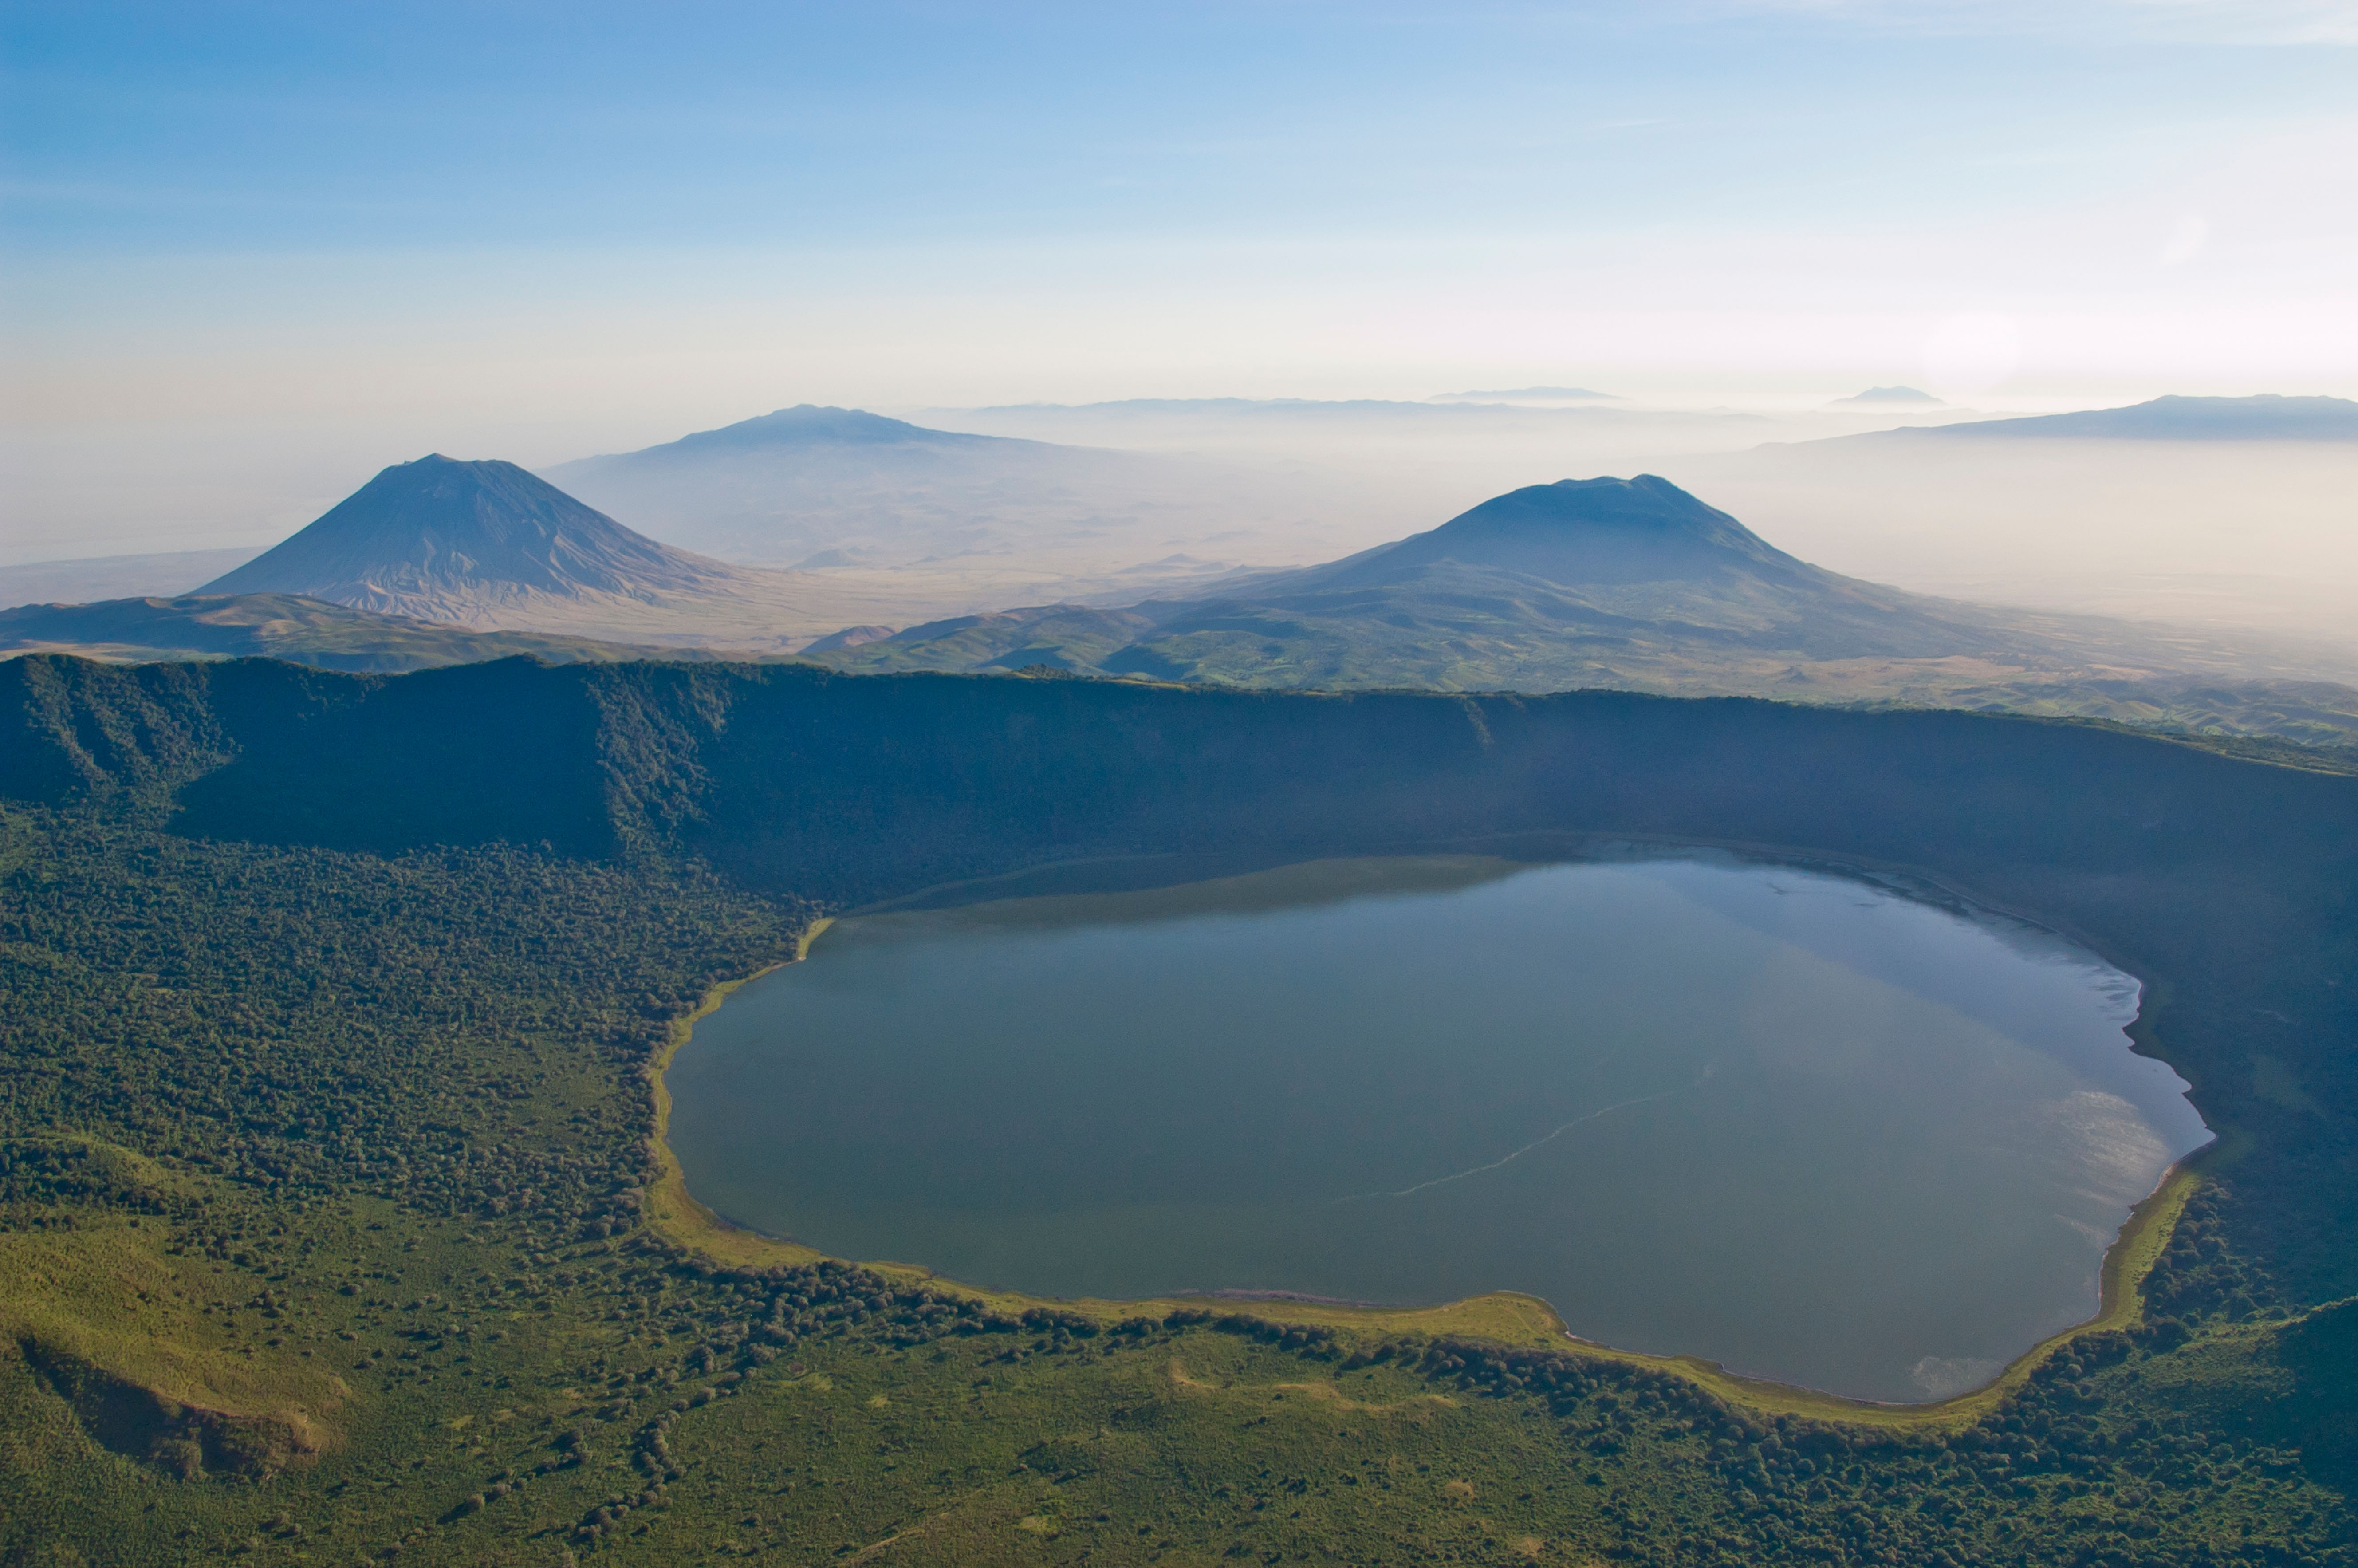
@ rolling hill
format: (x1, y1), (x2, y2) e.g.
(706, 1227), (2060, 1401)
(1887, 394), (2358, 442)
(807, 475), (2358, 749)
(0, 592), (749, 671)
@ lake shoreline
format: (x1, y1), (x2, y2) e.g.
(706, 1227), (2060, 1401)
(645, 850), (2210, 1428)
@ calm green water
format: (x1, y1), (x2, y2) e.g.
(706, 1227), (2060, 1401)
(668, 851), (2209, 1402)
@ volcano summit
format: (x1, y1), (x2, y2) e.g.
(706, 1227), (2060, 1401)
(200, 455), (752, 623)
(195, 454), (912, 649)
(803, 474), (2358, 747)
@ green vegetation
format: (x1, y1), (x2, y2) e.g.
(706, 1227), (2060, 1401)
(0, 593), (760, 673)
(3, 653), (2354, 1563)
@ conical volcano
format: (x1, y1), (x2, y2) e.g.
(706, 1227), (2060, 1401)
(628, 404), (998, 454)
(200, 455), (748, 622)
(538, 403), (1264, 575)
(1310, 474), (1816, 590)
(809, 471), (2253, 692)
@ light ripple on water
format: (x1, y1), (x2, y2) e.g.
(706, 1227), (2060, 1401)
(669, 851), (2211, 1402)
(1334, 1079), (1704, 1202)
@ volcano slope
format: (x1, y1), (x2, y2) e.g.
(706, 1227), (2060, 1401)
(194, 453), (909, 650)
(814, 475), (2358, 750)
(538, 402), (1299, 593)
(2, 653), (2355, 1567)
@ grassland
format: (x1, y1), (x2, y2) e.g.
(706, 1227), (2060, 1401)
(0, 593), (763, 674)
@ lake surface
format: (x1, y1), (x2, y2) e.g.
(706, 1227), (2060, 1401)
(668, 851), (2210, 1402)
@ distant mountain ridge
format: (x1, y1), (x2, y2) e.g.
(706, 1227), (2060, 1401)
(957, 396), (1703, 422)
(571, 404), (1006, 460)
(1827, 386), (1944, 409)
(566, 403), (1019, 464)
(1428, 386), (1619, 403)
(0, 548), (265, 610)
(539, 405), (1296, 587)
(1891, 394), (2358, 442)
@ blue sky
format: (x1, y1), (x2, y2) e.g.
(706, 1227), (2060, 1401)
(9, 2), (2351, 252)
(4, 2), (2354, 551)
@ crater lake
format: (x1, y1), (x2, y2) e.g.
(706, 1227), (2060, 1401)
(666, 850), (2211, 1401)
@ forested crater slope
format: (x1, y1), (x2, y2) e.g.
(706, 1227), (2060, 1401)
(9, 651), (2355, 895)
(9, 650), (2357, 1287)
(4, 652), (2356, 1565)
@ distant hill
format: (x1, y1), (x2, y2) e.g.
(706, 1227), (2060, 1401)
(925, 397), (1778, 477)
(1889, 394), (2358, 442)
(1428, 386), (1619, 403)
(795, 622), (910, 656)
(0, 547), (264, 610)
(539, 404), (1299, 586)
(808, 475), (2358, 750)
(617, 405), (1000, 454)
(914, 397), (1793, 557)
(1653, 398), (2358, 658)
(0, 593), (744, 672)
(953, 396), (1710, 426)
(819, 475), (2070, 680)
(1262, 475), (1823, 591)
(1825, 386), (1944, 409)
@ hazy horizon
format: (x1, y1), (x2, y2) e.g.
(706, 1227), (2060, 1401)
(7, 1), (2354, 572)
(7, 385), (2322, 568)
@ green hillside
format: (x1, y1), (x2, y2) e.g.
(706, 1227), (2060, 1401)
(2, 654), (2354, 1564)
(0, 593), (752, 673)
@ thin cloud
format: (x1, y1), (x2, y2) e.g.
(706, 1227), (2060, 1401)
(1698, 0), (2358, 45)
